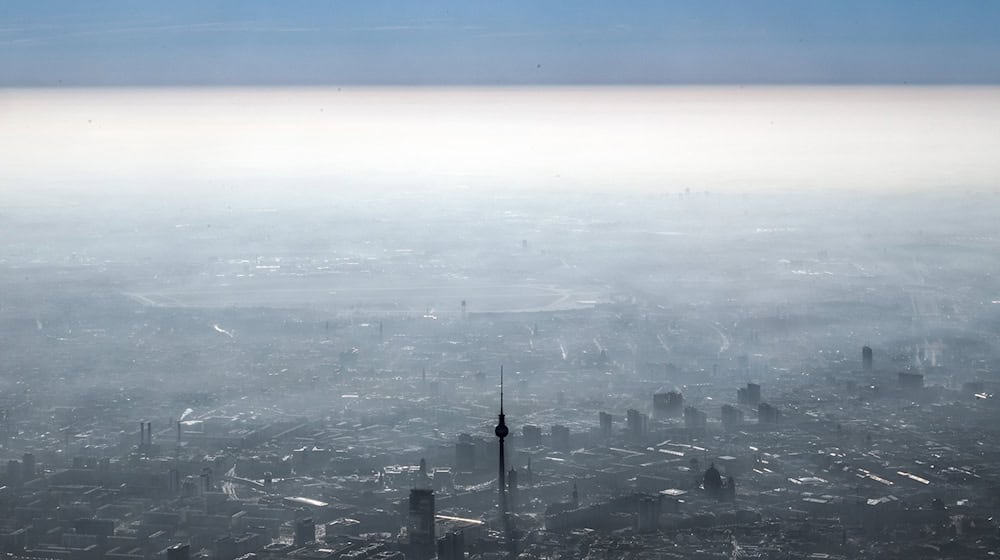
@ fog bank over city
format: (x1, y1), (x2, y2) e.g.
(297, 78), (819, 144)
(4, 86), (1000, 200)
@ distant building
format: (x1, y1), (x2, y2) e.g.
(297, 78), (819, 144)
(21, 453), (35, 481)
(522, 424), (542, 447)
(653, 391), (683, 419)
(507, 468), (518, 509)
(436, 532), (464, 560)
(702, 465), (737, 502)
(862, 345), (874, 371)
(898, 372), (924, 390)
(636, 496), (662, 533)
(758, 403), (780, 425)
(551, 425), (571, 452)
(683, 406), (707, 431)
(407, 489), (435, 560)
(626, 409), (648, 441)
(598, 412), (613, 438)
(293, 518), (315, 547)
(703, 463), (723, 497)
(721, 405), (744, 431)
(737, 383), (761, 406)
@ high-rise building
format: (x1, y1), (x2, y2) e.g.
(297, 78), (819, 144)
(721, 405), (744, 431)
(683, 407), (707, 431)
(599, 412), (613, 438)
(737, 383), (761, 406)
(521, 424), (542, 447)
(862, 345), (874, 371)
(758, 403), (780, 425)
(551, 425), (571, 452)
(703, 463), (723, 498)
(653, 391), (683, 419)
(637, 496), (662, 533)
(294, 517), (315, 547)
(626, 409), (648, 441)
(408, 489), (435, 560)
(437, 531), (464, 560)
(21, 453), (35, 481)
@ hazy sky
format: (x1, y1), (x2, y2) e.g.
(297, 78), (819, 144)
(4, 87), (999, 196)
(3, 1), (1000, 86)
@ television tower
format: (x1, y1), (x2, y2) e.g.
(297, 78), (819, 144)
(495, 366), (509, 513)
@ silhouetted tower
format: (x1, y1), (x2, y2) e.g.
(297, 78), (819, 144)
(294, 518), (315, 547)
(437, 531), (464, 560)
(703, 463), (723, 498)
(408, 489), (435, 560)
(461, 300), (467, 319)
(378, 320), (383, 344)
(599, 412), (613, 438)
(495, 366), (509, 513)
(862, 345), (873, 371)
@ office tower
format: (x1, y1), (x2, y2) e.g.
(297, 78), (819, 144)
(721, 405), (744, 432)
(599, 412), (613, 438)
(522, 424), (542, 447)
(408, 489), (435, 560)
(758, 403), (781, 425)
(437, 532), (464, 560)
(551, 425), (571, 452)
(294, 517), (315, 547)
(703, 463), (723, 498)
(626, 409), (648, 441)
(683, 407), (707, 431)
(637, 496), (662, 533)
(21, 453), (35, 481)
(653, 391), (683, 419)
(737, 383), (761, 406)
(862, 345), (873, 371)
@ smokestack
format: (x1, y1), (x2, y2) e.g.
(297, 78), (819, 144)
(140, 422), (145, 446)
(177, 421), (182, 444)
(146, 422), (152, 446)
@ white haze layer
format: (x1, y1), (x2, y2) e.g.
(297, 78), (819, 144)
(2, 86), (999, 196)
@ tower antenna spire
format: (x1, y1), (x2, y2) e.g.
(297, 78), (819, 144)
(500, 365), (504, 415)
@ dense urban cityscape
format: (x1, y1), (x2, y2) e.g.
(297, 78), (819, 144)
(2, 190), (1000, 559)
